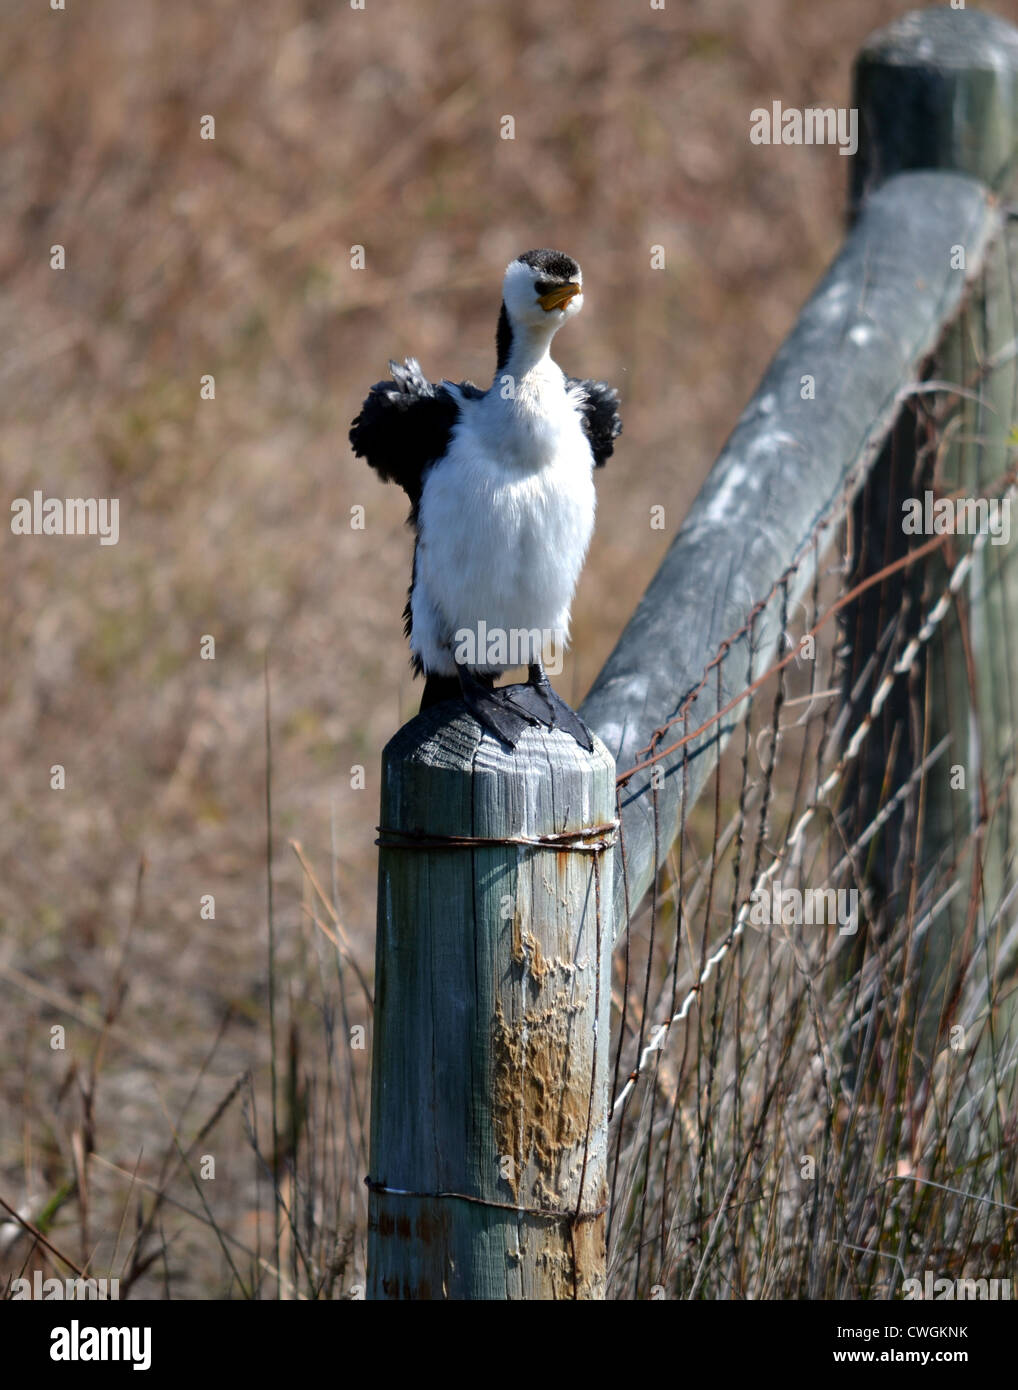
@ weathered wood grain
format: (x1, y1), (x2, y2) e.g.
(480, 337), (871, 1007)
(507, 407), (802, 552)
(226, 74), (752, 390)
(368, 706), (616, 1299)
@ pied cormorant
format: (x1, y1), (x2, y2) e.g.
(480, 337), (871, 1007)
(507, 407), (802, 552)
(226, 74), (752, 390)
(350, 248), (621, 749)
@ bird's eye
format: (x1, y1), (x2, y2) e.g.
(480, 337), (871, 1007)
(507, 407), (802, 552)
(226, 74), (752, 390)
(534, 279), (557, 295)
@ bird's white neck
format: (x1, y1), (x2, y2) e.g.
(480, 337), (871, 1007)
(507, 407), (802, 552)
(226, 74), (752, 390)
(499, 324), (561, 384)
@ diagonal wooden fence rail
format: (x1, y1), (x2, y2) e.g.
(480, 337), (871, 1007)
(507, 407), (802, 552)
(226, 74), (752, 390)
(367, 6), (1018, 1300)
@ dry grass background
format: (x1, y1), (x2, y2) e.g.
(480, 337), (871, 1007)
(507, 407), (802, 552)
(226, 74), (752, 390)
(2, 0), (1012, 1298)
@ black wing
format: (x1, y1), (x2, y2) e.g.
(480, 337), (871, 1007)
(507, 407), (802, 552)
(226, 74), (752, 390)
(567, 377), (622, 467)
(350, 357), (481, 508)
(351, 357), (484, 679)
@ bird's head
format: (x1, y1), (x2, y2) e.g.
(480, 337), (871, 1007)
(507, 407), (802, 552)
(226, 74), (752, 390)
(496, 250), (583, 370)
(502, 249), (583, 333)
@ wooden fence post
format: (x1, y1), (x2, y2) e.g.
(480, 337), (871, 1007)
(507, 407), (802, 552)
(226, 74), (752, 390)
(850, 7), (1018, 215)
(367, 706), (616, 1300)
(845, 7), (1018, 1042)
(580, 172), (997, 935)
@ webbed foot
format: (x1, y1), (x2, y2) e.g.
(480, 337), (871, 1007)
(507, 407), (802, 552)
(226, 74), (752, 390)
(457, 665), (539, 748)
(502, 664), (594, 751)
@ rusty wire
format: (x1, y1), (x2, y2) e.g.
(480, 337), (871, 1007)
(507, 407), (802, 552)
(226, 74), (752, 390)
(604, 239), (1018, 1298)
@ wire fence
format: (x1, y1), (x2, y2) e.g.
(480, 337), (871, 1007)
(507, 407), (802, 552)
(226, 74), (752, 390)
(604, 222), (1018, 1298)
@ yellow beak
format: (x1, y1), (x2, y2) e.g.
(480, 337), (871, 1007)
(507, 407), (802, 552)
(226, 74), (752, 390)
(537, 282), (581, 312)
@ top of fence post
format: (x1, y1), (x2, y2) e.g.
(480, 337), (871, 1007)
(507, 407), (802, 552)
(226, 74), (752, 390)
(851, 6), (1018, 211)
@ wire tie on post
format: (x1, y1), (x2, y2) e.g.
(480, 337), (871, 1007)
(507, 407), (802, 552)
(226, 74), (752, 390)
(375, 822), (618, 853)
(364, 1176), (608, 1225)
